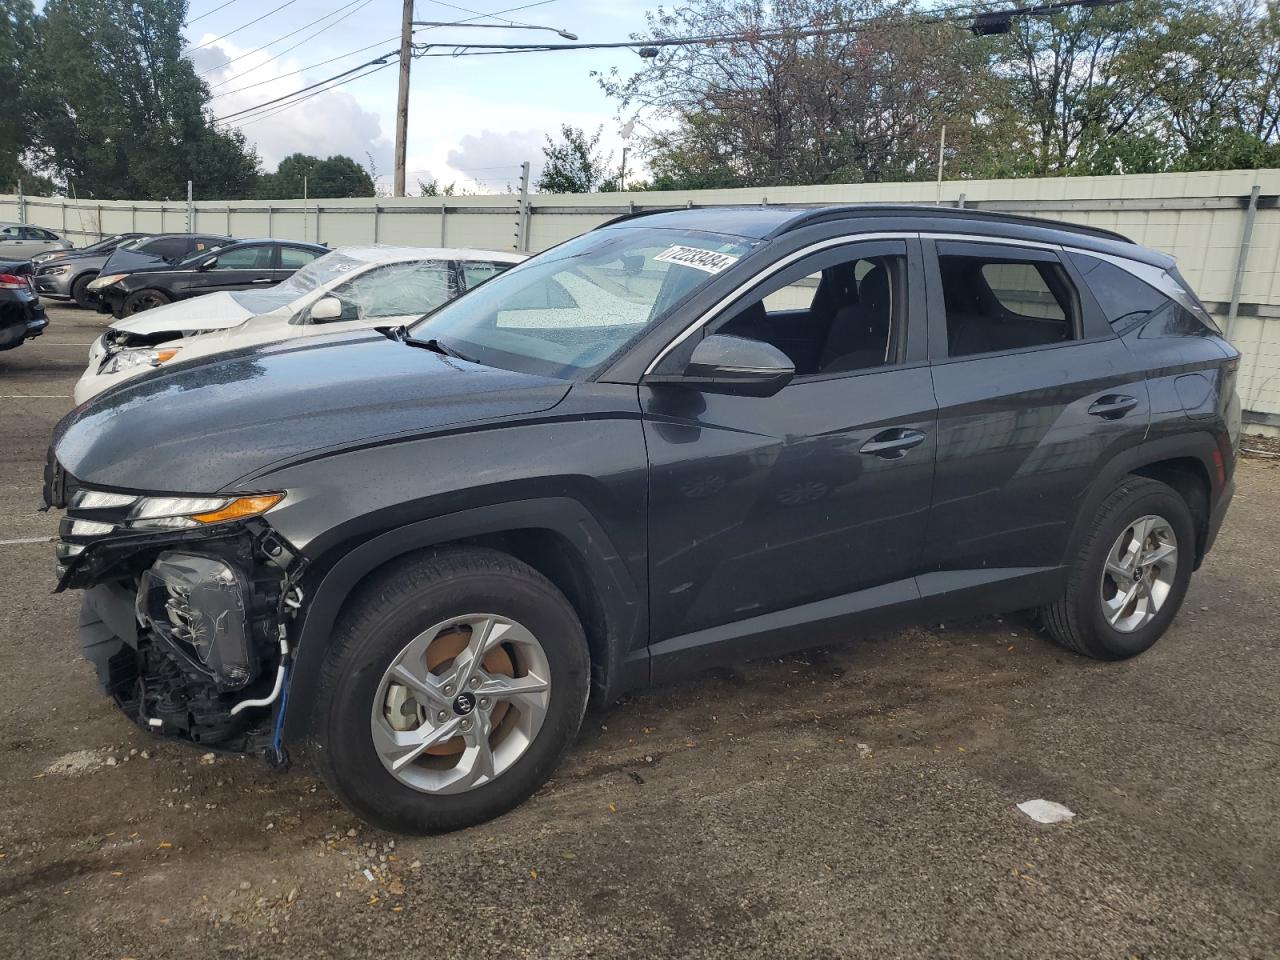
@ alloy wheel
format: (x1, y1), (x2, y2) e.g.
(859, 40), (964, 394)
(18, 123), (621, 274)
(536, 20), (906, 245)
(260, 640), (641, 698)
(370, 614), (552, 794)
(1099, 514), (1179, 633)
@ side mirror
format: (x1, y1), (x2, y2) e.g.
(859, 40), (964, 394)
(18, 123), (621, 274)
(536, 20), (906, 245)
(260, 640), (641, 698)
(197, 257), (217, 271)
(649, 334), (795, 397)
(310, 296), (343, 322)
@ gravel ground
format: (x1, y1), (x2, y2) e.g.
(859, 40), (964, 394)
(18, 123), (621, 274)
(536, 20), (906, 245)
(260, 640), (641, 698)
(1, 303), (1278, 960)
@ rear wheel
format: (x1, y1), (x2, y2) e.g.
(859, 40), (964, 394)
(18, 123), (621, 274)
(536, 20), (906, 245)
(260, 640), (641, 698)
(71, 273), (96, 309)
(1042, 477), (1195, 659)
(122, 289), (171, 315)
(312, 547), (590, 834)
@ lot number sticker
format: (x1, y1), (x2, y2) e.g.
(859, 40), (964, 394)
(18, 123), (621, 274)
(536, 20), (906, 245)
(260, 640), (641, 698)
(653, 245), (740, 274)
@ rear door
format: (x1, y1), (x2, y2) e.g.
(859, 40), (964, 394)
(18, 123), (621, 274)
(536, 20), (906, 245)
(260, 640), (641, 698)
(0, 225), (35, 258)
(920, 237), (1151, 612)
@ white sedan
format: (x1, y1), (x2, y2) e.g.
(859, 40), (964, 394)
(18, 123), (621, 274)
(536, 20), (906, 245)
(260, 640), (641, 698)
(75, 245), (525, 403)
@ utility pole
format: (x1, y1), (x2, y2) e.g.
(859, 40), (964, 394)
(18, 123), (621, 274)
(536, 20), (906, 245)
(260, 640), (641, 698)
(935, 125), (946, 205)
(393, 0), (414, 197)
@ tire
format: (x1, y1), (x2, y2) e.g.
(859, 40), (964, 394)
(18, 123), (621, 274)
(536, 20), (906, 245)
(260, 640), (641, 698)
(1042, 476), (1196, 660)
(71, 273), (96, 309)
(122, 289), (171, 315)
(311, 546), (591, 834)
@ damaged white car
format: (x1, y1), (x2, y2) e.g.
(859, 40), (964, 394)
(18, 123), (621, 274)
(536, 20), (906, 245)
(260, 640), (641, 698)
(74, 246), (525, 403)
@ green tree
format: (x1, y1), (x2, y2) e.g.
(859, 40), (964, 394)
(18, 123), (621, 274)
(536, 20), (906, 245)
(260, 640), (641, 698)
(537, 125), (612, 193)
(0, 0), (46, 192)
(34, 0), (259, 199)
(255, 154), (375, 199)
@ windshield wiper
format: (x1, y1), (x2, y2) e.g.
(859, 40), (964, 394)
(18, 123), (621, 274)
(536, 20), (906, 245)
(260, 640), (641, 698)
(402, 333), (474, 362)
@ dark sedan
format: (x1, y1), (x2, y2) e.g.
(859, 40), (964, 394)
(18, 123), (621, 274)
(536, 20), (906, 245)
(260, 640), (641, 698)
(0, 258), (49, 350)
(93, 239), (329, 318)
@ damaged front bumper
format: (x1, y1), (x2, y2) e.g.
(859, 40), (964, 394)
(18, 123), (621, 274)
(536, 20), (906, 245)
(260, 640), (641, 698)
(48, 465), (306, 761)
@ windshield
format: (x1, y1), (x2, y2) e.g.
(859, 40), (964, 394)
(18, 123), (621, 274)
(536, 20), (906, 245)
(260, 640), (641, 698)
(409, 227), (758, 379)
(80, 234), (131, 254)
(118, 235), (152, 251)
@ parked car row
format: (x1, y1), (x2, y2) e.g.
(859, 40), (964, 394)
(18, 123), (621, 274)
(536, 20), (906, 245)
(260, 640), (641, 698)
(44, 204), (1241, 836)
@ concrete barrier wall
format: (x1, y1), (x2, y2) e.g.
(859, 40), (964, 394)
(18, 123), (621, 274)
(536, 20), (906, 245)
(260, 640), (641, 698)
(4, 169), (1278, 426)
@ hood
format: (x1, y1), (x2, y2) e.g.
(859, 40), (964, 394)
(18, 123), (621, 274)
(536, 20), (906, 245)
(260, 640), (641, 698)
(107, 291), (258, 335)
(52, 331), (571, 493)
(98, 247), (167, 275)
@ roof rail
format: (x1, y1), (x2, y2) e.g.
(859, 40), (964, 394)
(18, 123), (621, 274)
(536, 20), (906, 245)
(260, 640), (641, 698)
(774, 204), (1134, 244)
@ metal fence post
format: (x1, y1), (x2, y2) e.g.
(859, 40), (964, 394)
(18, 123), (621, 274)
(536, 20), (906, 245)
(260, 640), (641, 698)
(1226, 184), (1261, 343)
(373, 204), (380, 244)
(186, 181), (193, 233)
(17, 179), (25, 223)
(516, 161), (530, 251)
(440, 203), (447, 245)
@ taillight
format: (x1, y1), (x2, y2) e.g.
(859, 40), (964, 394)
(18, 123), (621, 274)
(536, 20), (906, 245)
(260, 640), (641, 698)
(0, 274), (28, 289)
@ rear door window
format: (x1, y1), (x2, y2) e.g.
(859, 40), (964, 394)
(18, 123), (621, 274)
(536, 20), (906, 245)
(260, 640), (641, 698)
(936, 248), (1079, 358)
(461, 261), (513, 290)
(279, 246), (322, 270)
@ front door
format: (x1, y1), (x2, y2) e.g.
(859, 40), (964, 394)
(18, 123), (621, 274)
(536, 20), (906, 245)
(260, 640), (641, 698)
(185, 243), (277, 296)
(642, 238), (938, 677)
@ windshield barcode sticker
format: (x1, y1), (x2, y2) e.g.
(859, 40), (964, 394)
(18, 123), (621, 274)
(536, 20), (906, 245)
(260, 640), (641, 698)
(653, 245), (740, 274)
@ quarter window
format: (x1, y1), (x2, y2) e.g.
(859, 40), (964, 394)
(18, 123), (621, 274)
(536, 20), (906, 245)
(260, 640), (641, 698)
(939, 254), (1078, 357)
(1069, 253), (1167, 330)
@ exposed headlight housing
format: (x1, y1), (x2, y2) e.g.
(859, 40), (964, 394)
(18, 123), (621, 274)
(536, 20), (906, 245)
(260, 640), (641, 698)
(87, 273), (127, 291)
(136, 551), (256, 688)
(100, 346), (182, 374)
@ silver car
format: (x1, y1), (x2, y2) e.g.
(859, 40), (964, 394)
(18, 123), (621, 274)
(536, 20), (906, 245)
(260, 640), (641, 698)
(0, 223), (72, 259)
(31, 233), (148, 308)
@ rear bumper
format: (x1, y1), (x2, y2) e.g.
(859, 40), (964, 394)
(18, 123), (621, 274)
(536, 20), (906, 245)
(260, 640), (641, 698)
(0, 297), (48, 348)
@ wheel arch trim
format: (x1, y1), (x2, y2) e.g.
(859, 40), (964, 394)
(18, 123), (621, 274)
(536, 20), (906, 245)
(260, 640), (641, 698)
(281, 497), (646, 744)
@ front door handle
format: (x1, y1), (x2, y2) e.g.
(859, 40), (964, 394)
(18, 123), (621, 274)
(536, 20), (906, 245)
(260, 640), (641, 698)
(1088, 394), (1139, 419)
(251, 277), (273, 283)
(860, 428), (927, 459)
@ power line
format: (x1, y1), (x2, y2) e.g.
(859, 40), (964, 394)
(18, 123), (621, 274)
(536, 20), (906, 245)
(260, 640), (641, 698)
(187, 0), (247, 25)
(188, 0), (304, 52)
(199, 0), (372, 77)
(405, 0), (1125, 58)
(232, 60), (399, 128)
(214, 52), (398, 122)
(207, 0), (556, 100)
(209, 35), (399, 99)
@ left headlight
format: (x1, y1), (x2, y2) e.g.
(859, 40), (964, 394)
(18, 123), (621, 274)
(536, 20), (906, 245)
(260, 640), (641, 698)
(68, 488), (284, 530)
(100, 346), (182, 374)
(87, 273), (127, 291)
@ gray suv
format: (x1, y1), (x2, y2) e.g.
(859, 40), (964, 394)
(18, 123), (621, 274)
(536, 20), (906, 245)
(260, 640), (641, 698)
(45, 205), (1241, 834)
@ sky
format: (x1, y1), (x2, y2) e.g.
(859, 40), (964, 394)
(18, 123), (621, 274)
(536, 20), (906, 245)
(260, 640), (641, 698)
(184, 0), (657, 194)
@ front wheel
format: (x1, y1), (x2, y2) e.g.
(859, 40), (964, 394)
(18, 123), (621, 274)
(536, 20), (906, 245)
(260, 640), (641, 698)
(1042, 477), (1196, 660)
(312, 547), (590, 834)
(71, 273), (97, 309)
(122, 288), (171, 315)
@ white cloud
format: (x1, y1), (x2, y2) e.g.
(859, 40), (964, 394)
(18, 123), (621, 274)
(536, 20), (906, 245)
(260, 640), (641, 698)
(192, 38), (391, 173)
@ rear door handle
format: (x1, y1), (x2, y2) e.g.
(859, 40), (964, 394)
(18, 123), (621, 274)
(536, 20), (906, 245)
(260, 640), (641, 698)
(1088, 395), (1139, 419)
(860, 428), (927, 459)
(251, 277), (273, 283)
